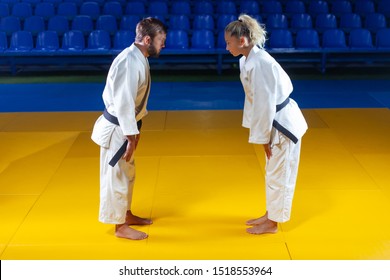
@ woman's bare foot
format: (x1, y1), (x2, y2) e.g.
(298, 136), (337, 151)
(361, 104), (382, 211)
(246, 212), (268, 226)
(115, 224), (148, 240)
(246, 219), (278, 235)
(125, 210), (153, 225)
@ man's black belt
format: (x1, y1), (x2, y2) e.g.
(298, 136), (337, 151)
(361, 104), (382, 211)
(103, 109), (142, 167)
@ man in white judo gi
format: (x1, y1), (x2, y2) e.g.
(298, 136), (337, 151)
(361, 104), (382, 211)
(91, 18), (167, 240)
(225, 15), (308, 234)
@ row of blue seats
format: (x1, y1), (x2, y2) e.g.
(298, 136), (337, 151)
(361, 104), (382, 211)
(1, 0), (390, 20)
(1, 28), (390, 55)
(1, 12), (388, 41)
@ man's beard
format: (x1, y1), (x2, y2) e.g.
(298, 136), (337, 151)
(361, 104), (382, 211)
(147, 43), (160, 58)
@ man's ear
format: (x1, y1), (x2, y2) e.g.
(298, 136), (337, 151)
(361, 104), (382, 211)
(144, 35), (151, 45)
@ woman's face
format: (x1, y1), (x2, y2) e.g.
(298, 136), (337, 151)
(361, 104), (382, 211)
(224, 32), (244, 57)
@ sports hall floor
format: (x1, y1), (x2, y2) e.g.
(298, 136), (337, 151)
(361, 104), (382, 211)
(0, 68), (390, 260)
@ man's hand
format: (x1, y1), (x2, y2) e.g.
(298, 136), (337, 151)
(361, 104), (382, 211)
(122, 135), (136, 162)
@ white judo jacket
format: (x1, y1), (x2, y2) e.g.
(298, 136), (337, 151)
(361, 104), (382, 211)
(240, 46), (307, 144)
(92, 44), (151, 148)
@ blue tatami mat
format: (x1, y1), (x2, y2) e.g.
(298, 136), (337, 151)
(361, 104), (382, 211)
(1, 80), (390, 112)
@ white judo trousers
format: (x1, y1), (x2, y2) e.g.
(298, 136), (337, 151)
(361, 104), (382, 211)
(91, 44), (151, 225)
(239, 46), (308, 224)
(99, 125), (136, 224)
(266, 129), (301, 223)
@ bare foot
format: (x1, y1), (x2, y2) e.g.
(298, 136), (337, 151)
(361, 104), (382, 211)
(115, 224), (148, 240)
(125, 210), (153, 226)
(246, 212), (268, 226)
(246, 219), (278, 235)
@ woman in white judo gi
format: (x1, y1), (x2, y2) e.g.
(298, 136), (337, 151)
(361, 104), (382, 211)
(224, 15), (308, 235)
(91, 18), (167, 240)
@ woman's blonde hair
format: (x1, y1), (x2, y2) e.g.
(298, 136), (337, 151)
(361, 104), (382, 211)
(224, 14), (267, 48)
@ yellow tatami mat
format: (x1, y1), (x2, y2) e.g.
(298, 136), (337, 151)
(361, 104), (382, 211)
(0, 109), (389, 260)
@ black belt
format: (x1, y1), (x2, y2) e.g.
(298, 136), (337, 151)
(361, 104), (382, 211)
(103, 109), (142, 167)
(104, 109), (142, 130)
(276, 97), (289, 112)
(272, 97), (298, 144)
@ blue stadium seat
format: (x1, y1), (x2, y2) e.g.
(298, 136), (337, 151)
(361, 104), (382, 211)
(0, 3), (10, 17)
(165, 29), (189, 50)
(148, 1), (168, 15)
(217, 30), (226, 50)
(266, 14), (288, 30)
(193, 14), (215, 30)
(43, 0), (65, 6)
(79, 2), (100, 20)
(125, 1), (146, 15)
(57, 2), (78, 20)
(217, 14), (236, 31)
(290, 13), (313, 32)
(295, 29), (320, 49)
(364, 13), (387, 33)
(315, 13), (337, 33)
(103, 1), (123, 19)
(86, 30), (111, 52)
(377, 0), (390, 18)
(22, 0), (41, 7)
(268, 29), (293, 49)
(193, 1), (213, 15)
(340, 13), (362, 33)
(61, 30), (85, 52)
(376, 28), (390, 49)
(354, 0), (375, 18)
(107, 0), (126, 8)
(62, 0), (83, 6)
(171, 1), (191, 16)
(322, 29), (347, 49)
(308, 0), (329, 17)
(348, 28), (374, 49)
(262, 0), (282, 14)
(34, 2), (55, 20)
(35, 30), (59, 51)
(1, 0), (19, 5)
(8, 30), (33, 51)
(48, 16), (69, 36)
(0, 31), (7, 51)
(240, 0), (260, 15)
(169, 15), (190, 31)
(216, 0), (236, 15)
(113, 30), (135, 51)
(331, 0), (352, 17)
(285, 1), (306, 17)
(96, 15), (118, 35)
(120, 15), (140, 31)
(191, 29), (215, 49)
(71, 15), (94, 36)
(88, 0), (104, 7)
(11, 2), (32, 19)
(24, 16), (45, 36)
(0, 16), (21, 36)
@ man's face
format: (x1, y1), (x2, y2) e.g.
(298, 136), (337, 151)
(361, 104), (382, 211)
(148, 33), (166, 58)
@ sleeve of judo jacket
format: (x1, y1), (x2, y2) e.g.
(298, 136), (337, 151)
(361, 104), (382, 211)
(248, 62), (278, 144)
(110, 55), (140, 136)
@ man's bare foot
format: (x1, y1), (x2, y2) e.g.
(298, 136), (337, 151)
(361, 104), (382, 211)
(125, 210), (153, 225)
(246, 212), (268, 226)
(115, 224), (148, 240)
(246, 219), (278, 235)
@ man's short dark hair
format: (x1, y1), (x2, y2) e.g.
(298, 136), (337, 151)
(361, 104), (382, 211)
(135, 17), (167, 42)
